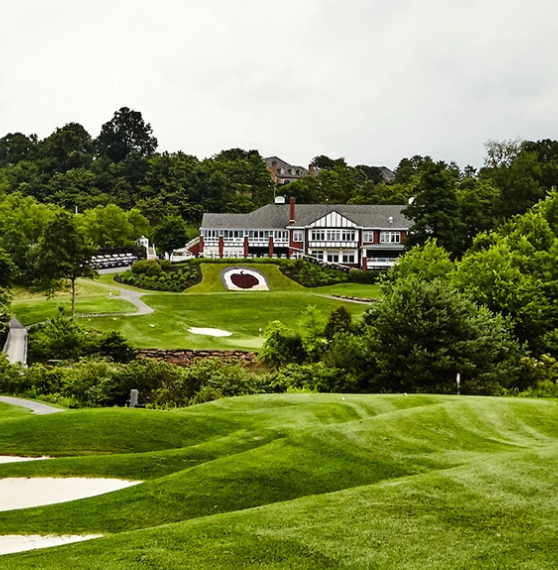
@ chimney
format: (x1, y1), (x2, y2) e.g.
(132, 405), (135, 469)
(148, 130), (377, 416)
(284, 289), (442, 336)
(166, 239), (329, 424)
(309, 163), (315, 175)
(289, 197), (296, 225)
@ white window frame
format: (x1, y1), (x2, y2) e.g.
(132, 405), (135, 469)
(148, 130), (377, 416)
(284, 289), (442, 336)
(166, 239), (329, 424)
(380, 231), (401, 244)
(293, 230), (304, 242)
(363, 231), (374, 243)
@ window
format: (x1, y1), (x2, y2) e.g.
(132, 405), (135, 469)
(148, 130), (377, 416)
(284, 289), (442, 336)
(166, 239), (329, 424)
(293, 230), (303, 242)
(311, 250), (324, 260)
(326, 230), (341, 241)
(380, 232), (401, 244)
(342, 252), (355, 263)
(327, 253), (339, 263)
(363, 231), (374, 243)
(341, 230), (355, 241)
(311, 230), (325, 241)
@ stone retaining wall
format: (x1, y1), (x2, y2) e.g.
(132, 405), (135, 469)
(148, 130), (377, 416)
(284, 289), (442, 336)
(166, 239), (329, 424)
(136, 348), (258, 367)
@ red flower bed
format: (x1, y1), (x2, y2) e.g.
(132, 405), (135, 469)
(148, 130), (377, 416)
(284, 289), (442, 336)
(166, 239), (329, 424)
(230, 271), (260, 289)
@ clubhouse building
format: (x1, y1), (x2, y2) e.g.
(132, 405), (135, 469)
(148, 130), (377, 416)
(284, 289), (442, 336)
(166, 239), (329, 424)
(191, 198), (412, 270)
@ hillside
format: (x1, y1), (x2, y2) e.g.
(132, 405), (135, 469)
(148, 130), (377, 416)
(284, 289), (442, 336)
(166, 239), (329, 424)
(0, 394), (557, 568)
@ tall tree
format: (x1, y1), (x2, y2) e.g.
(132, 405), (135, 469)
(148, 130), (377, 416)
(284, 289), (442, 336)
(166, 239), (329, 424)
(152, 215), (189, 258)
(481, 139), (544, 219)
(96, 107), (158, 163)
(34, 211), (96, 317)
(403, 161), (465, 256)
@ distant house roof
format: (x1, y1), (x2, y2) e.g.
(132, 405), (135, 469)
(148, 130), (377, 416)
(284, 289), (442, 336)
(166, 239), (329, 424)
(201, 204), (411, 230)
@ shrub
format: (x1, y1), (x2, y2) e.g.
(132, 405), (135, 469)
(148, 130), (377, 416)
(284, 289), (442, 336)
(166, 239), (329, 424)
(118, 261), (200, 292)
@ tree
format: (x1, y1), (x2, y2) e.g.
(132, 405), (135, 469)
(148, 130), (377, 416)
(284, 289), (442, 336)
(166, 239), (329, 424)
(481, 139), (544, 219)
(152, 215), (189, 258)
(96, 107), (158, 162)
(34, 211), (96, 317)
(362, 277), (524, 394)
(324, 306), (353, 339)
(0, 247), (16, 288)
(259, 321), (307, 369)
(0, 133), (38, 167)
(387, 239), (454, 285)
(403, 161), (465, 256)
(39, 123), (94, 173)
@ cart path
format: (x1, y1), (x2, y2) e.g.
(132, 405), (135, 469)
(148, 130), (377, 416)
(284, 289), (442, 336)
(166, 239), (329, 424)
(2, 318), (27, 366)
(79, 279), (154, 316)
(0, 396), (65, 415)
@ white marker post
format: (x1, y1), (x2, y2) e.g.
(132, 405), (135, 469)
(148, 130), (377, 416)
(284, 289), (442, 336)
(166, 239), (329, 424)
(456, 373), (461, 396)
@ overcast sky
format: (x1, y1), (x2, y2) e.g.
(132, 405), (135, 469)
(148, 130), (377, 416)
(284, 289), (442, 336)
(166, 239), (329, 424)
(2, 0), (558, 170)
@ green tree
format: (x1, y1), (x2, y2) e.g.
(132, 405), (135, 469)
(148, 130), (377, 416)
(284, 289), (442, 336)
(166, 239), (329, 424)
(96, 107), (158, 163)
(33, 211), (96, 316)
(259, 321), (307, 369)
(362, 277), (524, 394)
(387, 239), (455, 284)
(324, 306), (353, 339)
(152, 215), (189, 258)
(481, 139), (544, 219)
(403, 161), (465, 256)
(0, 247), (16, 288)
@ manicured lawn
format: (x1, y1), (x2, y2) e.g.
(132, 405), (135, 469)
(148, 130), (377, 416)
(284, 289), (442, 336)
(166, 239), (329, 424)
(313, 282), (381, 298)
(186, 263), (304, 293)
(13, 297), (136, 326)
(11, 263), (379, 346)
(0, 394), (557, 568)
(82, 292), (366, 350)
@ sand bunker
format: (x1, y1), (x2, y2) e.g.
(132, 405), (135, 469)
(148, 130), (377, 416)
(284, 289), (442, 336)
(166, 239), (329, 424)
(0, 534), (102, 556)
(0, 478), (140, 512)
(0, 456), (51, 464)
(189, 327), (232, 337)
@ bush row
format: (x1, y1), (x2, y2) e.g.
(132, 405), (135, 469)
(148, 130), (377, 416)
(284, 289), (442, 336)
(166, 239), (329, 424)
(117, 260), (201, 292)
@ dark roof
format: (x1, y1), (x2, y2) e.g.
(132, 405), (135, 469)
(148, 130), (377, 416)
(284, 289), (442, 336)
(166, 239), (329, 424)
(201, 204), (411, 230)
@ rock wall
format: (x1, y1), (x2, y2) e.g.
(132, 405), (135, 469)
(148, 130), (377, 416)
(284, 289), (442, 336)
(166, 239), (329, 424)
(136, 348), (258, 367)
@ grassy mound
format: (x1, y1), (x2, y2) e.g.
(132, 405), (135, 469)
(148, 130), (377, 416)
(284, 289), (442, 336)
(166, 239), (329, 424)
(1, 394), (558, 568)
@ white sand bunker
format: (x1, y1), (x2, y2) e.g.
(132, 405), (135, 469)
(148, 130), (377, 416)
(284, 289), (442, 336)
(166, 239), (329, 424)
(0, 534), (101, 556)
(189, 327), (232, 337)
(0, 456), (51, 464)
(0, 478), (140, 512)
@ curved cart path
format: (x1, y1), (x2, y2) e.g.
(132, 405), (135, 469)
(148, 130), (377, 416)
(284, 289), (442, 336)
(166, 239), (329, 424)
(0, 396), (65, 415)
(2, 318), (27, 366)
(79, 279), (154, 316)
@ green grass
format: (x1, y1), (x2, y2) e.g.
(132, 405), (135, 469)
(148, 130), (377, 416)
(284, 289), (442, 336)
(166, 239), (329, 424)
(187, 263), (304, 294)
(0, 394), (557, 568)
(13, 297), (136, 326)
(312, 282), (382, 298)
(82, 292), (365, 350)
(78, 264), (369, 350)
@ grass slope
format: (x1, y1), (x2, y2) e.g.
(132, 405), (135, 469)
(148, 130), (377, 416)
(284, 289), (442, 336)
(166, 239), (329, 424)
(0, 395), (558, 568)
(12, 280), (136, 325)
(83, 292), (365, 350)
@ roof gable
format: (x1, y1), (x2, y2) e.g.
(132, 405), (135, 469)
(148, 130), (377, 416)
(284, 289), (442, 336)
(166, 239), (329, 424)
(309, 210), (357, 228)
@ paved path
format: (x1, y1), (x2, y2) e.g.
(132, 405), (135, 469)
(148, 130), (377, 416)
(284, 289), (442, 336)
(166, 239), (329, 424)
(0, 396), (65, 415)
(2, 318), (27, 366)
(79, 279), (154, 316)
(317, 294), (375, 305)
(98, 266), (132, 275)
